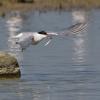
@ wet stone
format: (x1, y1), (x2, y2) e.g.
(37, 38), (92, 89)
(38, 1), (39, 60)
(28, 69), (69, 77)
(0, 52), (21, 79)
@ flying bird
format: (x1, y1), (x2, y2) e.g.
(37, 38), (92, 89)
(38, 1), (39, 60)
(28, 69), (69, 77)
(12, 22), (87, 51)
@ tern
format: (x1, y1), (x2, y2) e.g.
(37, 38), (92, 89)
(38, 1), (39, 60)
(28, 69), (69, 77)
(12, 22), (87, 51)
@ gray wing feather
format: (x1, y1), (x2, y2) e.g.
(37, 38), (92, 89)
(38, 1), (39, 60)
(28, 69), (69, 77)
(59, 22), (87, 36)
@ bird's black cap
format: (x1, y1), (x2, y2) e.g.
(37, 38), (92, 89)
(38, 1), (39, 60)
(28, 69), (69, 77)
(38, 31), (47, 35)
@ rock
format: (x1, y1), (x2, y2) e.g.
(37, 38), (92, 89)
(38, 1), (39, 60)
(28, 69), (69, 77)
(0, 52), (21, 79)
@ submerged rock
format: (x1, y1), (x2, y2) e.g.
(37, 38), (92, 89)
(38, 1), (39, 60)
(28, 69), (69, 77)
(0, 52), (21, 79)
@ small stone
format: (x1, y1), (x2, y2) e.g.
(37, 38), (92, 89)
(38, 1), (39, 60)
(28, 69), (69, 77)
(0, 51), (21, 79)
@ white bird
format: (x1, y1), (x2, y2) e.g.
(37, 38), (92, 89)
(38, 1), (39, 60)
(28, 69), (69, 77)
(12, 22), (87, 51)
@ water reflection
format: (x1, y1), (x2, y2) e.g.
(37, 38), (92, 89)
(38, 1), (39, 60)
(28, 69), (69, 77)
(16, 82), (52, 100)
(6, 12), (23, 62)
(72, 10), (88, 65)
(71, 10), (89, 98)
(72, 34), (87, 64)
(72, 10), (88, 23)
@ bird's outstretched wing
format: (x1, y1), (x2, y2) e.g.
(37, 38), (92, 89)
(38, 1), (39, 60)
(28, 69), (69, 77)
(59, 22), (87, 36)
(45, 22), (87, 46)
(47, 22), (87, 37)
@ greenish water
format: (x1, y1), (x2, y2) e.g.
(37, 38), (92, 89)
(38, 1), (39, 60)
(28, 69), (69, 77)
(0, 10), (100, 100)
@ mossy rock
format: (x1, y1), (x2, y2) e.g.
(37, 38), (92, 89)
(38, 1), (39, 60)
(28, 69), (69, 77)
(0, 52), (21, 79)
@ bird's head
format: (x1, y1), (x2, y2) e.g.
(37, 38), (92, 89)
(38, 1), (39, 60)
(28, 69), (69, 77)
(38, 31), (58, 36)
(37, 30), (58, 46)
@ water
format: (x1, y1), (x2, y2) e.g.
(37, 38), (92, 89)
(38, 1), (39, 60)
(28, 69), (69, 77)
(0, 9), (100, 100)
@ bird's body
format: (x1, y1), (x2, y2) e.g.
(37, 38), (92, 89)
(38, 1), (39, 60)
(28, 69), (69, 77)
(12, 22), (87, 51)
(14, 31), (48, 51)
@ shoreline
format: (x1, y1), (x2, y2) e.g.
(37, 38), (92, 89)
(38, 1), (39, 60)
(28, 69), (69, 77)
(0, 0), (100, 16)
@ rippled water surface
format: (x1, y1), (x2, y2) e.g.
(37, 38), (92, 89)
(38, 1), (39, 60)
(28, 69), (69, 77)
(0, 10), (100, 100)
